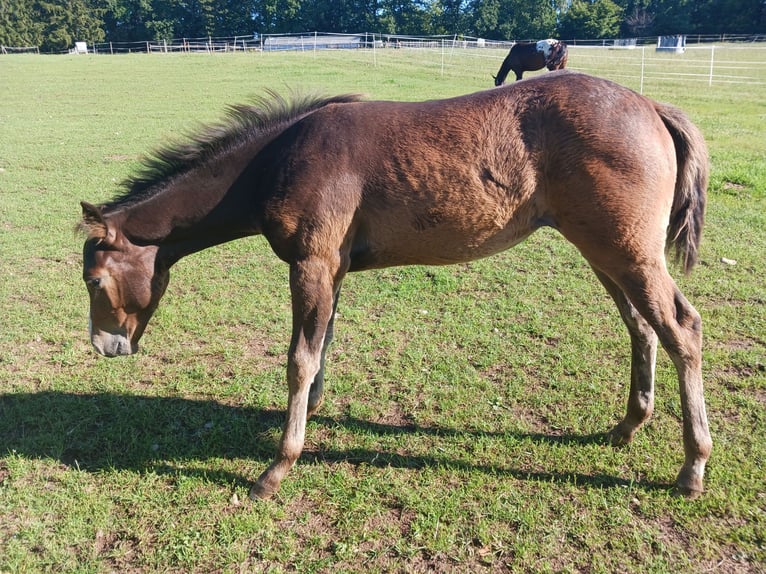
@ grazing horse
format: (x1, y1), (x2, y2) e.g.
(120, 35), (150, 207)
(80, 72), (711, 501)
(493, 39), (568, 85)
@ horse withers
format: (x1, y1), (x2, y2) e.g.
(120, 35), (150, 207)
(80, 72), (711, 501)
(493, 39), (568, 85)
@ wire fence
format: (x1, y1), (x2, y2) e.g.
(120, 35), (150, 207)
(70, 31), (766, 55)
(5, 32), (765, 92)
(567, 44), (766, 91)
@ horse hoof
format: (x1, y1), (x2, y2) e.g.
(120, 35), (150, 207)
(674, 470), (704, 499)
(249, 471), (279, 500)
(249, 479), (279, 501)
(607, 422), (636, 447)
(672, 484), (704, 500)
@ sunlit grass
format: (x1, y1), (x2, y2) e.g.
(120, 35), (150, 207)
(1, 49), (764, 572)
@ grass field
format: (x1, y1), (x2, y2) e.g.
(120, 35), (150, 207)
(1, 48), (765, 572)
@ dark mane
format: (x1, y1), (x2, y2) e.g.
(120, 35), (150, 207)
(103, 91), (364, 213)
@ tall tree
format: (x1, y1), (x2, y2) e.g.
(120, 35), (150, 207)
(250, 0), (302, 34)
(35, 0), (105, 51)
(0, 0), (44, 46)
(102, 0), (154, 42)
(694, 0), (765, 33)
(378, 0), (432, 35)
(557, 0), (623, 40)
(299, 0), (381, 33)
(435, 0), (469, 35)
(467, 0), (559, 40)
(650, 0), (694, 34)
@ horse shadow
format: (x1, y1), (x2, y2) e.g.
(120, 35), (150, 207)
(0, 391), (668, 492)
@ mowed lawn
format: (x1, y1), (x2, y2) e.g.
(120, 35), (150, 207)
(0, 48), (764, 573)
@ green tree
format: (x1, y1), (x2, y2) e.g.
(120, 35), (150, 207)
(588, 0), (765, 37)
(299, 0), (381, 33)
(557, 0), (623, 40)
(0, 0), (44, 46)
(649, 0), (694, 34)
(211, 0), (261, 36)
(377, 0), (433, 35)
(252, 0), (302, 34)
(467, 0), (559, 40)
(102, 0), (154, 42)
(34, 0), (105, 51)
(690, 0), (765, 34)
(614, 0), (766, 35)
(434, 0), (469, 35)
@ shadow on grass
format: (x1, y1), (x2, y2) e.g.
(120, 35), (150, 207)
(0, 391), (669, 492)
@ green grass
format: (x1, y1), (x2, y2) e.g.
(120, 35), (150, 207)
(1, 49), (765, 572)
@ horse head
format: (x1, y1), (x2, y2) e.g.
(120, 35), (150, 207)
(545, 41), (568, 71)
(80, 202), (170, 357)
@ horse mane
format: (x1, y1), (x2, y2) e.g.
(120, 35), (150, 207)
(102, 91), (364, 213)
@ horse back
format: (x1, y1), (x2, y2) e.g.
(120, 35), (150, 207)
(255, 73), (681, 270)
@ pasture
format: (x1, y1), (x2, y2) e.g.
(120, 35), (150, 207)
(1, 47), (765, 572)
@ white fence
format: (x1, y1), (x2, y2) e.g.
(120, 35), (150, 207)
(1, 45), (40, 54)
(565, 44), (766, 92)
(8, 32), (764, 91)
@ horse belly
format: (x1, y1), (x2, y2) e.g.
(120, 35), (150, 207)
(349, 205), (538, 270)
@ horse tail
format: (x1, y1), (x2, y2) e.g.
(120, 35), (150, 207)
(655, 102), (709, 274)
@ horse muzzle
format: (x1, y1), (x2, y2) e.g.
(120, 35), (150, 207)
(89, 321), (138, 357)
(91, 334), (137, 357)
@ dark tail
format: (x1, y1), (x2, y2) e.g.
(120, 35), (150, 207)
(654, 102), (709, 274)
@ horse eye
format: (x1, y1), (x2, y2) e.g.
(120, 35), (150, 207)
(88, 277), (102, 289)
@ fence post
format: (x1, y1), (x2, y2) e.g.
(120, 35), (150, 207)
(640, 46), (645, 94)
(441, 38), (445, 76)
(708, 45), (715, 87)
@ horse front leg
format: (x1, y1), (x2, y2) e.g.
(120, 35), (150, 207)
(250, 257), (341, 500)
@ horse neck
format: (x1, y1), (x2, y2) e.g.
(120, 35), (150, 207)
(114, 152), (260, 264)
(495, 55), (514, 85)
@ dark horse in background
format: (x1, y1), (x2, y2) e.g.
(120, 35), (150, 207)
(80, 71), (711, 501)
(493, 39), (568, 85)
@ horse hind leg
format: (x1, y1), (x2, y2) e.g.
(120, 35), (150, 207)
(591, 268), (658, 445)
(307, 287), (341, 416)
(594, 261), (712, 497)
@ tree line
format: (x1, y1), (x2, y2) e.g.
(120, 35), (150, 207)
(2, 0), (764, 53)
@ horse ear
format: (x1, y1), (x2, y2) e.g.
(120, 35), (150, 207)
(80, 201), (109, 240)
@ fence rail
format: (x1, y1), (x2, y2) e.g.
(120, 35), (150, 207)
(74, 32), (765, 55)
(1, 45), (40, 54)
(566, 44), (766, 90)
(5, 33), (765, 91)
